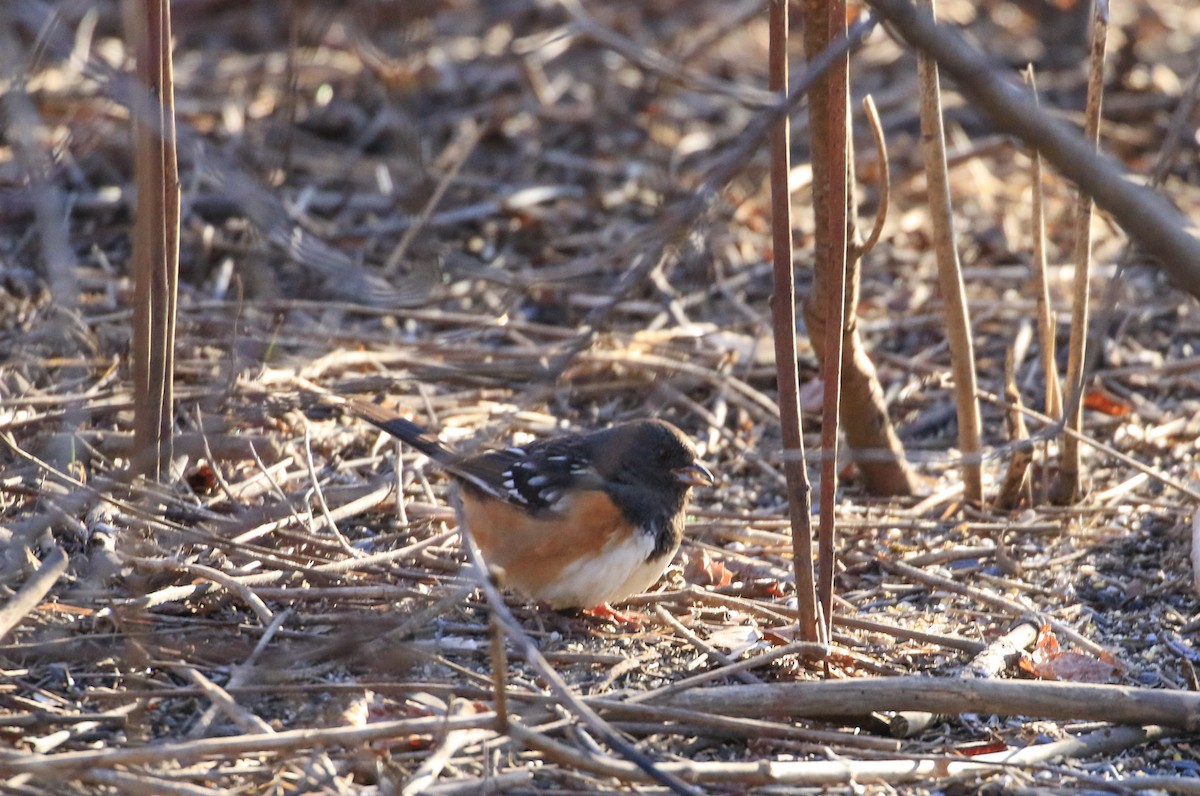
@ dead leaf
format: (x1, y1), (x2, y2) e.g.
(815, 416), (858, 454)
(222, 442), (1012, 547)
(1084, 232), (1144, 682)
(1021, 625), (1118, 683)
(1083, 385), (1132, 417)
(684, 549), (734, 588)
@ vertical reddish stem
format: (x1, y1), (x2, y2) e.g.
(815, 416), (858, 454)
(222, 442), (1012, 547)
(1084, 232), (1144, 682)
(809, 0), (850, 640)
(768, 0), (818, 642)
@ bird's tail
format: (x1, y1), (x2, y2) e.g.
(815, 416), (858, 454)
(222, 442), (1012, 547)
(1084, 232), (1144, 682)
(342, 399), (455, 465)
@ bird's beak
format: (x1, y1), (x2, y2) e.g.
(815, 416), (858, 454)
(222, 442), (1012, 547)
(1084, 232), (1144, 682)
(673, 462), (715, 487)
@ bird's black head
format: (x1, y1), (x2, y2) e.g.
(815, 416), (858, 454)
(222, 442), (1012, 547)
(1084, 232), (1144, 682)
(588, 419), (713, 558)
(593, 419), (714, 495)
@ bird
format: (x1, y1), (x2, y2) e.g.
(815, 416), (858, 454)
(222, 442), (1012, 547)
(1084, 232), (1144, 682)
(348, 401), (714, 613)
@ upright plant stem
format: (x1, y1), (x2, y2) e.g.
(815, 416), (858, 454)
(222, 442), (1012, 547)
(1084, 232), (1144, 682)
(805, 0), (851, 640)
(916, 0), (982, 505)
(128, 0), (180, 479)
(1023, 67), (1063, 423)
(1056, 0), (1109, 504)
(768, 0), (818, 642)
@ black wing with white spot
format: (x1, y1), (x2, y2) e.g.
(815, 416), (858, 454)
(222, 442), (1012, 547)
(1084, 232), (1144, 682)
(350, 401), (631, 513)
(454, 436), (601, 512)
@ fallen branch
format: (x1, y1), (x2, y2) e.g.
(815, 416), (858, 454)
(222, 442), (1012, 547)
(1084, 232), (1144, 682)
(0, 713), (497, 775)
(653, 677), (1199, 731)
(512, 719), (1169, 787)
(890, 616), (1040, 737)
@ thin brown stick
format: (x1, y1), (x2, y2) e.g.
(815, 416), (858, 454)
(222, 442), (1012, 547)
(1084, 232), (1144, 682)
(79, 769), (226, 796)
(802, 39), (916, 499)
(996, 347), (1033, 509)
(123, 555), (275, 625)
(0, 545), (67, 641)
(300, 424), (360, 556)
(832, 613), (985, 655)
(652, 605), (762, 686)
(1021, 66), (1063, 421)
(767, 0), (818, 645)
(1056, 0), (1109, 504)
(383, 119), (482, 276)
(634, 588), (963, 667)
(855, 94), (890, 258)
(488, 589), (510, 733)
(657, 677), (1197, 730)
(188, 610), (291, 738)
(172, 666), (274, 736)
(807, 0), (851, 644)
(511, 717), (1172, 786)
(916, 0), (982, 505)
(593, 699), (900, 751)
(0, 713), (498, 775)
(127, 0), (179, 478)
(627, 638), (822, 706)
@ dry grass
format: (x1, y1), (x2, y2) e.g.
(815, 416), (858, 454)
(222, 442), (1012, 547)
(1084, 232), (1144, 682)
(2, 0), (1199, 792)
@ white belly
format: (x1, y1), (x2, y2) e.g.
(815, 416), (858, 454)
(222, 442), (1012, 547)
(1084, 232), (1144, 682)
(537, 532), (674, 608)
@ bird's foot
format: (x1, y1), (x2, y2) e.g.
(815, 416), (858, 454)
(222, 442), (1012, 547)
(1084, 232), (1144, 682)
(582, 603), (644, 628)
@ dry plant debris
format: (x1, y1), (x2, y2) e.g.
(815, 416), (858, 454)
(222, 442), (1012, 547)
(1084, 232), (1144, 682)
(1, 0), (1199, 793)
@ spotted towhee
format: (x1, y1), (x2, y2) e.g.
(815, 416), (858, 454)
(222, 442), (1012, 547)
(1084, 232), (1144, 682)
(349, 401), (714, 610)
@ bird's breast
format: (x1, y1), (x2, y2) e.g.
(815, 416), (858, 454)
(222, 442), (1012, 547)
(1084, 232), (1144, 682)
(455, 487), (676, 608)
